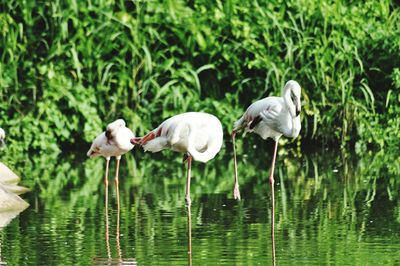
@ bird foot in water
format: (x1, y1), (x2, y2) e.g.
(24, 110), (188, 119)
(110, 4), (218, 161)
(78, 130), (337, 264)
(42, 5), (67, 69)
(233, 184), (241, 200)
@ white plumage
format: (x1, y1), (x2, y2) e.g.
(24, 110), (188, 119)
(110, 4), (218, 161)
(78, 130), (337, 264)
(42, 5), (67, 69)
(132, 112), (223, 205)
(87, 119), (135, 199)
(232, 80), (302, 200)
(0, 128), (5, 147)
(87, 119), (135, 159)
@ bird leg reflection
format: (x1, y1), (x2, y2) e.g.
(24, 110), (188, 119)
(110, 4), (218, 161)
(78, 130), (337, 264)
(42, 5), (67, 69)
(105, 194), (112, 261)
(232, 131), (241, 200)
(115, 157), (121, 212)
(102, 184), (124, 265)
(269, 140), (278, 266)
(115, 182), (122, 263)
(187, 203), (192, 266)
(185, 154), (192, 206)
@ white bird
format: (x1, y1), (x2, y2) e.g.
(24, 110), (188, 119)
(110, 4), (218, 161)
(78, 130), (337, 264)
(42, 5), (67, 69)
(87, 119), (135, 192)
(232, 80), (302, 200)
(131, 112), (224, 205)
(0, 128), (5, 147)
(232, 80), (301, 263)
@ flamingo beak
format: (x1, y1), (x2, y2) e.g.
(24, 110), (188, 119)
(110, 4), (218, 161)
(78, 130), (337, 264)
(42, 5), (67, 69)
(295, 101), (301, 117)
(105, 130), (112, 140)
(295, 107), (301, 117)
(130, 137), (141, 145)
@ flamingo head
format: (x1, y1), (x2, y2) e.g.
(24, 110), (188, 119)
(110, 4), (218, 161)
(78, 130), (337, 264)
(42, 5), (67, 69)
(284, 80), (301, 118)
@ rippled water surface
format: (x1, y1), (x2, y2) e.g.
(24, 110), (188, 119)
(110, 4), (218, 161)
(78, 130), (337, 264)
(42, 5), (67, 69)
(1, 145), (400, 265)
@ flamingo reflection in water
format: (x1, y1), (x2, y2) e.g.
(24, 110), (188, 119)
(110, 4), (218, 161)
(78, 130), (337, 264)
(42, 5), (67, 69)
(232, 80), (302, 265)
(92, 185), (137, 266)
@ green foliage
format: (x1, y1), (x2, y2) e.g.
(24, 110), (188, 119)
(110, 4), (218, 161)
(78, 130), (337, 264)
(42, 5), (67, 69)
(0, 0), (399, 156)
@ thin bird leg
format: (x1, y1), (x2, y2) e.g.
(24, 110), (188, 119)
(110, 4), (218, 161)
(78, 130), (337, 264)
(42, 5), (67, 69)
(104, 158), (110, 207)
(105, 158), (110, 186)
(115, 157), (121, 212)
(269, 140), (279, 266)
(269, 140), (279, 185)
(232, 130), (241, 200)
(185, 154), (192, 206)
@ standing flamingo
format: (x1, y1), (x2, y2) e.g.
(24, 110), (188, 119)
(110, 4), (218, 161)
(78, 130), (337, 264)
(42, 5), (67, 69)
(231, 80), (301, 264)
(131, 112), (223, 205)
(87, 119), (135, 205)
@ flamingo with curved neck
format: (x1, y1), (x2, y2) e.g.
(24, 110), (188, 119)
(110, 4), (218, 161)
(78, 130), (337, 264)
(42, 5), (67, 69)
(131, 112), (223, 205)
(231, 80), (302, 265)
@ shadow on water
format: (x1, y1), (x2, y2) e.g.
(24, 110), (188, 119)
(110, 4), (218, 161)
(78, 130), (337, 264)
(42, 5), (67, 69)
(0, 143), (399, 265)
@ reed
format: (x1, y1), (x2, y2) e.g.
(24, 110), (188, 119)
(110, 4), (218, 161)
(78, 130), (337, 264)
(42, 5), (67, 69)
(0, 0), (399, 155)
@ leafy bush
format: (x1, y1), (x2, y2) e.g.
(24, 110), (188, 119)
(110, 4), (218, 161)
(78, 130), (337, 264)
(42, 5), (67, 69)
(0, 0), (399, 156)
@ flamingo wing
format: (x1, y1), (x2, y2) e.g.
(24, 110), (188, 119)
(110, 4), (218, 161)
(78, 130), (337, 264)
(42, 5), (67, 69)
(87, 132), (107, 157)
(244, 97), (283, 133)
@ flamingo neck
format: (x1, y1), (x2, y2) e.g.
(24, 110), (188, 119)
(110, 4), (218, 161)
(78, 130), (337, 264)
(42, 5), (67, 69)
(283, 85), (296, 118)
(186, 124), (223, 163)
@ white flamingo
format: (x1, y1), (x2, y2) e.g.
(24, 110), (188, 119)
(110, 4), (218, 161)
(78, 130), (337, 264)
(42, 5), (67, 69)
(232, 80), (302, 199)
(231, 80), (301, 263)
(131, 112), (223, 205)
(87, 119), (135, 205)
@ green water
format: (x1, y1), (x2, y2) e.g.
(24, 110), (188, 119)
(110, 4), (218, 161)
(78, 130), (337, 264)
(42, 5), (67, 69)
(1, 144), (400, 265)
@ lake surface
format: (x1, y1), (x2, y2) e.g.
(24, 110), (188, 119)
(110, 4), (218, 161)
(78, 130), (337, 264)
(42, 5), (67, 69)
(1, 143), (399, 265)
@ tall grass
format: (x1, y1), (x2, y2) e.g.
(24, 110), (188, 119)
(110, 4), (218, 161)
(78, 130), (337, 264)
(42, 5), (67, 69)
(0, 0), (399, 156)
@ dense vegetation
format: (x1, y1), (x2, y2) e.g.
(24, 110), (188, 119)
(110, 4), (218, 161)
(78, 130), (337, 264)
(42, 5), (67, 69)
(1, 0), (399, 157)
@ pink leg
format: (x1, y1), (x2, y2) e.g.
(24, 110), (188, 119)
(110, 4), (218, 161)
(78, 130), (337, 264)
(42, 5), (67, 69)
(104, 158), (110, 208)
(269, 140), (278, 266)
(232, 131), (241, 200)
(185, 155), (192, 205)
